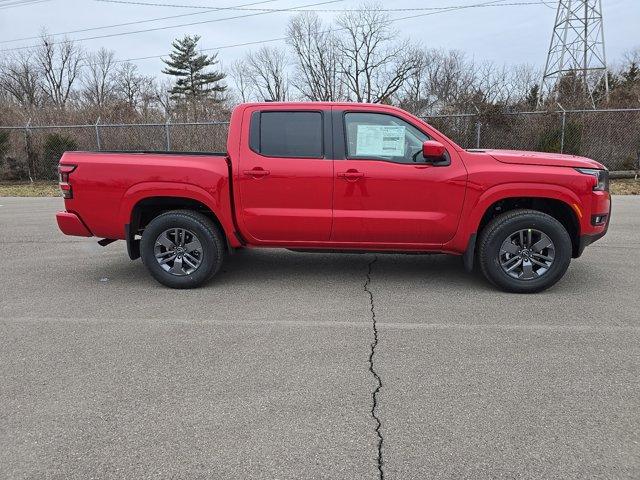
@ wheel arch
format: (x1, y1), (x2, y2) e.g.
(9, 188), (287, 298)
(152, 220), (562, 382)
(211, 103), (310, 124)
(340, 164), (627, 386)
(475, 195), (580, 258)
(456, 183), (583, 270)
(121, 183), (238, 259)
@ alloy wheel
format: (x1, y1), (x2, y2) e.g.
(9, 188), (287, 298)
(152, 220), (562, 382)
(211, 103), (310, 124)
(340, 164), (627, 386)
(154, 228), (203, 276)
(499, 228), (556, 280)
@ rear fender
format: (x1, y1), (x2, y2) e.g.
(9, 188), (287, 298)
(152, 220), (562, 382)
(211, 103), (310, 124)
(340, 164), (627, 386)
(119, 181), (239, 246)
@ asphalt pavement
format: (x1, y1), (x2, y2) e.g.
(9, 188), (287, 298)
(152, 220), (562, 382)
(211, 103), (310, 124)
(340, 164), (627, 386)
(0, 196), (638, 479)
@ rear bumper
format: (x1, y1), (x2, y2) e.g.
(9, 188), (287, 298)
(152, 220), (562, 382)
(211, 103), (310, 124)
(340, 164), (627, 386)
(56, 211), (92, 237)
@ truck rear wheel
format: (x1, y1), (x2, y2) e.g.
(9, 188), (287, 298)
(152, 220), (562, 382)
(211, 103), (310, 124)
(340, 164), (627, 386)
(477, 209), (572, 293)
(140, 210), (225, 289)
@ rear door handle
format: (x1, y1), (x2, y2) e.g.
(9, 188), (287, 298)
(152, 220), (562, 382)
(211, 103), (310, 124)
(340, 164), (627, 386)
(243, 168), (270, 178)
(337, 171), (364, 181)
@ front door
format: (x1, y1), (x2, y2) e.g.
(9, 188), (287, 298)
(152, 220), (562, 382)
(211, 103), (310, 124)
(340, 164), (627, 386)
(331, 109), (467, 246)
(236, 109), (334, 244)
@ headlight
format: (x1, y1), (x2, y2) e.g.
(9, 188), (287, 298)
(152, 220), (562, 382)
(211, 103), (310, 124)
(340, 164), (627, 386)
(575, 168), (609, 192)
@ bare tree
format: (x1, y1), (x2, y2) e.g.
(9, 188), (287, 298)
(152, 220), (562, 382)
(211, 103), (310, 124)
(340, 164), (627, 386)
(114, 61), (155, 111)
(398, 49), (538, 114)
(622, 47), (640, 69)
(36, 35), (83, 108)
(155, 77), (174, 117)
(287, 12), (342, 101)
(610, 47), (640, 105)
(398, 49), (479, 114)
(137, 77), (159, 117)
(465, 62), (541, 109)
(82, 48), (116, 109)
(475, 62), (511, 105)
(507, 64), (540, 106)
(397, 49), (429, 113)
(427, 50), (474, 112)
(336, 4), (421, 103)
(0, 52), (42, 109)
(245, 46), (289, 101)
(228, 58), (254, 103)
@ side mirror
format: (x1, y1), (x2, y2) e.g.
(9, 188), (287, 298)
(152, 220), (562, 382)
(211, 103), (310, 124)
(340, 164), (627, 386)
(422, 140), (447, 160)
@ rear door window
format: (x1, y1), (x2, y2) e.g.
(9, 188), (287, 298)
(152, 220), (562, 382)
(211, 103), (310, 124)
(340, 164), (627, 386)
(253, 111), (323, 158)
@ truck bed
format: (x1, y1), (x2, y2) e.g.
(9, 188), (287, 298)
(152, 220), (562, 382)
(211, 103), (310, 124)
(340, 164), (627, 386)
(58, 151), (235, 241)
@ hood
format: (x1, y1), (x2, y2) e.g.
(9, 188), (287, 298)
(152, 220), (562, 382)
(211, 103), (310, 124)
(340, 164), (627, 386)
(475, 149), (606, 170)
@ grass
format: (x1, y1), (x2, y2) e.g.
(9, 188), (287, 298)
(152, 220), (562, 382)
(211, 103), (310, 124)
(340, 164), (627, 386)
(1, 178), (639, 197)
(0, 181), (60, 197)
(610, 178), (640, 195)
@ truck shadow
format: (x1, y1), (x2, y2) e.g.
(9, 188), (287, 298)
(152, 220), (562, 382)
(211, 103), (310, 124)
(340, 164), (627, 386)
(78, 245), (607, 295)
(201, 248), (607, 295)
(215, 248), (492, 291)
(83, 247), (492, 291)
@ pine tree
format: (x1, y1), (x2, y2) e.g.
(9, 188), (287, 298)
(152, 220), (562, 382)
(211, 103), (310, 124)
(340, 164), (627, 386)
(161, 35), (226, 101)
(593, 71), (619, 102)
(621, 62), (639, 85)
(525, 84), (540, 109)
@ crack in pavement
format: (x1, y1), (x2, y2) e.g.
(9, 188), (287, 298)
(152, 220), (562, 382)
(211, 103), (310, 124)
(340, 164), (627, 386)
(364, 256), (384, 480)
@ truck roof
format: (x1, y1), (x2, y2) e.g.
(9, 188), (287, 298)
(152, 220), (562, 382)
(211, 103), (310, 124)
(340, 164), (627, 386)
(235, 101), (406, 111)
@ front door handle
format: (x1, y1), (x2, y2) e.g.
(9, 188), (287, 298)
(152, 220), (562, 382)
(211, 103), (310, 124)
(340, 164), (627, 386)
(243, 168), (270, 178)
(337, 170), (364, 181)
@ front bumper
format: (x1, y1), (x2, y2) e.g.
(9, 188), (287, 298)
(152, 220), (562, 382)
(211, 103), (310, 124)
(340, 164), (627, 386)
(56, 211), (92, 237)
(576, 229), (608, 257)
(575, 198), (611, 257)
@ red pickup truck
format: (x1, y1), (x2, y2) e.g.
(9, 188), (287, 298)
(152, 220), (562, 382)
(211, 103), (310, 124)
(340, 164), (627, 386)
(56, 102), (610, 292)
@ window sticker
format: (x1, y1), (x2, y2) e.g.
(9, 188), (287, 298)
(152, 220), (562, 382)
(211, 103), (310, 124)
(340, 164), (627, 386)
(355, 125), (405, 157)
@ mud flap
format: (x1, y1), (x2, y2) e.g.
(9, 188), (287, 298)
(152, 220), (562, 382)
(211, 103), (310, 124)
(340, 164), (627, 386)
(463, 233), (477, 272)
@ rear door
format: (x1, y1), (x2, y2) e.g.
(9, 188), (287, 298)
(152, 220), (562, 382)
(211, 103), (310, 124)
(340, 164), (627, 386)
(235, 107), (334, 243)
(331, 108), (467, 246)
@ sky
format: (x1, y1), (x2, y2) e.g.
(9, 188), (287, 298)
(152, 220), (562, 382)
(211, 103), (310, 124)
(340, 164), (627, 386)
(0, 0), (638, 79)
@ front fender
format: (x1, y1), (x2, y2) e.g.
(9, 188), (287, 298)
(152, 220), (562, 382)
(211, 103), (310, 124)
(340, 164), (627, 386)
(445, 182), (582, 253)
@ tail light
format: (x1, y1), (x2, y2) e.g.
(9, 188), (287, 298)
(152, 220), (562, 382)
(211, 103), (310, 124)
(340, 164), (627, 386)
(58, 164), (76, 199)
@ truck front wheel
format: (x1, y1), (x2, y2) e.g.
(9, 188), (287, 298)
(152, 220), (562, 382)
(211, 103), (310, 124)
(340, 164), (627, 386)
(140, 210), (225, 289)
(477, 209), (572, 293)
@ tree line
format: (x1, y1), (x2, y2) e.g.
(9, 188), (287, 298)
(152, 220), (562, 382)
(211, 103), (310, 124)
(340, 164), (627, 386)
(0, 4), (639, 127)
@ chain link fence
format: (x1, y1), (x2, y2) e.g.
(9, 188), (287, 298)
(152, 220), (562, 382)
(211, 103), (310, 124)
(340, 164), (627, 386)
(0, 121), (229, 181)
(1, 109), (639, 181)
(421, 108), (640, 172)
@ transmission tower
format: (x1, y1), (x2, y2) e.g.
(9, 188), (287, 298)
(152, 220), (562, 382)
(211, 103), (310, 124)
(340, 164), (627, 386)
(538, 0), (608, 107)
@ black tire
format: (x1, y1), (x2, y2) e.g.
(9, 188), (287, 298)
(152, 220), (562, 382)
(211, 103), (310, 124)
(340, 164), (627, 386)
(140, 209), (225, 289)
(477, 209), (572, 293)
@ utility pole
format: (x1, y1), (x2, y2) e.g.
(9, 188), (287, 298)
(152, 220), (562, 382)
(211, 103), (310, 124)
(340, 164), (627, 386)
(538, 0), (608, 108)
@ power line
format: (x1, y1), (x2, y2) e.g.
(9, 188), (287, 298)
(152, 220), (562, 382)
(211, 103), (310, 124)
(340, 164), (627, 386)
(1, 0), (548, 53)
(96, 0), (546, 12)
(0, 0), (46, 5)
(0, 0), (49, 9)
(71, 0), (513, 68)
(0, 0), (281, 44)
(119, 36), (288, 64)
(0, 0), (345, 53)
(0, 0), (539, 47)
(113, 0), (547, 65)
(0, 0), (45, 4)
(0, 0), (549, 64)
(96, 0), (291, 9)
